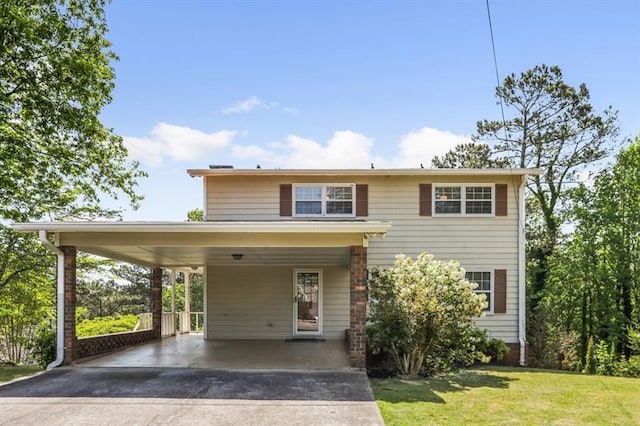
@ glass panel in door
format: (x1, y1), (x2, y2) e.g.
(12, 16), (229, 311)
(295, 271), (319, 333)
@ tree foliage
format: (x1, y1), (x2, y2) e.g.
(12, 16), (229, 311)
(368, 253), (486, 377)
(545, 138), (640, 365)
(76, 314), (139, 338)
(76, 258), (151, 319)
(431, 142), (510, 168)
(0, 225), (53, 364)
(474, 65), (619, 313)
(0, 0), (145, 220)
(187, 208), (204, 222)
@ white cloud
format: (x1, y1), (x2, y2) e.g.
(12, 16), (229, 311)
(221, 96), (272, 114)
(230, 127), (469, 169)
(124, 123), (236, 167)
(392, 127), (472, 168)
(222, 96), (300, 115)
(231, 130), (383, 168)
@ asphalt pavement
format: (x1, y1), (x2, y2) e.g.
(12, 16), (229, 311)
(0, 367), (384, 425)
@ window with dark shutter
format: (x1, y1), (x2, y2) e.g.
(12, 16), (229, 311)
(495, 184), (508, 216)
(494, 269), (507, 313)
(419, 184), (432, 216)
(356, 184), (368, 217)
(280, 184), (292, 217)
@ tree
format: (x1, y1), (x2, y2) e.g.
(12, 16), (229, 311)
(431, 143), (510, 168)
(187, 208), (204, 222)
(545, 137), (640, 364)
(474, 65), (619, 312)
(76, 259), (152, 319)
(0, 225), (54, 363)
(596, 139), (640, 359)
(0, 0), (145, 221)
(368, 253), (486, 377)
(0, 1), (146, 364)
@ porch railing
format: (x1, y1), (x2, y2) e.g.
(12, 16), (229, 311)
(161, 312), (175, 337)
(177, 311), (204, 334)
(134, 311), (203, 337)
(134, 313), (152, 331)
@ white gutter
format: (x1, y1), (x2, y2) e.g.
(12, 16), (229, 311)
(188, 167), (542, 177)
(518, 175), (527, 366)
(38, 230), (64, 369)
(13, 220), (392, 234)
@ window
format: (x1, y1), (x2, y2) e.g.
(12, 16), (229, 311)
(434, 184), (494, 216)
(293, 184), (355, 217)
(466, 271), (493, 312)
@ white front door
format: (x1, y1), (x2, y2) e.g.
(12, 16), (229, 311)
(293, 269), (323, 336)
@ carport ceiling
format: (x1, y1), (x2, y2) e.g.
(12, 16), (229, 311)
(12, 221), (391, 269)
(80, 246), (351, 268)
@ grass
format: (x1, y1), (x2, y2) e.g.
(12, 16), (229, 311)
(0, 365), (42, 385)
(371, 366), (640, 425)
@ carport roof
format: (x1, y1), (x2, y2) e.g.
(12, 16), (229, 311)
(12, 220), (391, 268)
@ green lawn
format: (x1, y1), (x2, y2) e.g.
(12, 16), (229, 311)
(371, 366), (640, 425)
(0, 365), (42, 385)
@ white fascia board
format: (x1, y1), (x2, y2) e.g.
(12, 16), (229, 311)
(187, 168), (541, 177)
(11, 220), (392, 235)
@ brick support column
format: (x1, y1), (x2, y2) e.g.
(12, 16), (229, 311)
(61, 246), (77, 364)
(151, 267), (163, 338)
(349, 246), (368, 369)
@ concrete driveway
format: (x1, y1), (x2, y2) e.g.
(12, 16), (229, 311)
(0, 367), (384, 425)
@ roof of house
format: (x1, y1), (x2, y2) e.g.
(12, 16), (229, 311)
(187, 168), (540, 177)
(12, 221), (391, 268)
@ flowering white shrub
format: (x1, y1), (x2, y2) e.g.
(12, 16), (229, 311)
(368, 252), (487, 377)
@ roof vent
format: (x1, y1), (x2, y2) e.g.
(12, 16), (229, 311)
(209, 165), (234, 169)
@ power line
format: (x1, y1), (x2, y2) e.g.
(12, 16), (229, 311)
(485, 0), (508, 138)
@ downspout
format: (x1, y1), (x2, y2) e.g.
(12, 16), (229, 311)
(39, 230), (65, 369)
(518, 175), (527, 366)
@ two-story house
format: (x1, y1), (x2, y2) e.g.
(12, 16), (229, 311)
(14, 167), (537, 368)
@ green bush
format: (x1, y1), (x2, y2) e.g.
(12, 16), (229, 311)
(583, 336), (596, 374)
(76, 314), (138, 338)
(472, 330), (509, 364)
(613, 356), (640, 378)
(486, 338), (510, 363)
(30, 326), (56, 368)
(595, 340), (616, 376)
(368, 253), (486, 377)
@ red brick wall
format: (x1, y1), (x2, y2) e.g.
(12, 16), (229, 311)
(503, 342), (528, 366)
(61, 246), (77, 364)
(151, 267), (163, 339)
(349, 246), (367, 369)
(76, 330), (159, 359)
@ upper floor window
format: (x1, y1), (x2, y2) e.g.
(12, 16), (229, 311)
(434, 184), (494, 216)
(466, 270), (493, 312)
(293, 184), (355, 217)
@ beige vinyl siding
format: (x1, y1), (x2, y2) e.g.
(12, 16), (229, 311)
(204, 174), (522, 343)
(365, 176), (521, 342)
(206, 265), (349, 340)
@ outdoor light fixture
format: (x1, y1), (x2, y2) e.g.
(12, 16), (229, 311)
(232, 254), (243, 260)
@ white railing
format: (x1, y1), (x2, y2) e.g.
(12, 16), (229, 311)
(190, 312), (204, 333)
(177, 311), (204, 334)
(161, 312), (176, 337)
(179, 311), (190, 333)
(134, 312), (201, 337)
(134, 313), (152, 331)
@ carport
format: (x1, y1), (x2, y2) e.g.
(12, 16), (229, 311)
(12, 220), (390, 369)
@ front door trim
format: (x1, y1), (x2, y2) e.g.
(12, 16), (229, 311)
(292, 269), (323, 336)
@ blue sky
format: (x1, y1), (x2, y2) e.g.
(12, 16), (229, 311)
(101, 1), (640, 221)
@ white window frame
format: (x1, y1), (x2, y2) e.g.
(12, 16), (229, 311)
(432, 183), (495, 217)
(292, 183), (356, 217)
(465, 269), (494, 314)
